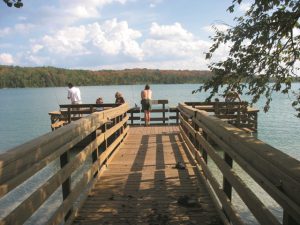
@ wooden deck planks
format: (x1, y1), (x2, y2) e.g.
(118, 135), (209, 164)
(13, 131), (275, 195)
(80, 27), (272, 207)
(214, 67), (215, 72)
(72, 126), (222, 225)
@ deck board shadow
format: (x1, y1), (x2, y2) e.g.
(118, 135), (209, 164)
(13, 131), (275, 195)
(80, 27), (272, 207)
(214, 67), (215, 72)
(72, 126), (223, 225)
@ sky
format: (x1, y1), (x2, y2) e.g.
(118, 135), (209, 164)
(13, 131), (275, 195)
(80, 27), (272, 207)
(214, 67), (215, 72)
(0, 0), (250, 70)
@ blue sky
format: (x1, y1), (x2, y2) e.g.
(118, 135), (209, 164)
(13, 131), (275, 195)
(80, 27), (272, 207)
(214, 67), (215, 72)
(0, 0), (249, 70)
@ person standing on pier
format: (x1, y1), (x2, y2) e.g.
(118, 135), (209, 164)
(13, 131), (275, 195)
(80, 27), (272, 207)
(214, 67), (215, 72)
(141, 84), (152, 126)
(67, 83), (82, 104)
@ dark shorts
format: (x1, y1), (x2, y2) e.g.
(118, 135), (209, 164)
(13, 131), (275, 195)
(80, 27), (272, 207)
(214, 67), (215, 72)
(141, 99), (151, 111)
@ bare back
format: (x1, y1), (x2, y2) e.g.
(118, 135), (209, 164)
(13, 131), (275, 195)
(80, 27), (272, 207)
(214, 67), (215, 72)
(141, 89), (152, 100)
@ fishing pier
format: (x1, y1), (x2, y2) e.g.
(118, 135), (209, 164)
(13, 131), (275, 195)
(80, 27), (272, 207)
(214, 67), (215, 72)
(0, 101), (299, 225)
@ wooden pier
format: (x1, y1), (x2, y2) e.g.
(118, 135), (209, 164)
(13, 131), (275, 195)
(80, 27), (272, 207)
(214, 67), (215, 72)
(1, 102), (299, 225)
(72, 126), (221, 225)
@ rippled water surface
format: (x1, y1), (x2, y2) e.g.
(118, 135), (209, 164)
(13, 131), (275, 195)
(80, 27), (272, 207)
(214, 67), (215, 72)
(1, 84), (299, 158)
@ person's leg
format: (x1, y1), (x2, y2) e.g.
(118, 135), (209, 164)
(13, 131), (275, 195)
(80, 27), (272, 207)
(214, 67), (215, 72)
(144, 110), (147, 126)
(146, 110), (150, 125)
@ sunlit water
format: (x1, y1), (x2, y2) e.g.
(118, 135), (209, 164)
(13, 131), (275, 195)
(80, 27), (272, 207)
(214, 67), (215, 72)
(0, 83), (299, 224)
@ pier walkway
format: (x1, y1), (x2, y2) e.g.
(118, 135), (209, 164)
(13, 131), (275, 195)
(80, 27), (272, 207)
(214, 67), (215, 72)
(72, 126), (221, 225)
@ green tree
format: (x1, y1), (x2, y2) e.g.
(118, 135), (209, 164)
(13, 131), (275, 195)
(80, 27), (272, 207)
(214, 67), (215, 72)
(196, 0), (300, 117)
(2, 0), (23, 8)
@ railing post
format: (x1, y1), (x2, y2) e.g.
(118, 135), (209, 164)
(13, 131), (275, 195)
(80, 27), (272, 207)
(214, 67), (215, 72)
(223, 152), (233, 220)
(193, 112), (200, 157)
(60, 151), (72, 221)
(201, 131), (208, 164)
(91, 130), (98, 177)
(254, 112), (258, 131)
(122, 111), (126, 133)
(163, 103), (166, 125)
(223, 153), (233, 199)
(116, 115), (122, 139)
(130, 109), (134, 125)
(99, 122), (107, 158)
(237, 103), (241, 126)
(67, 107), (71, 123)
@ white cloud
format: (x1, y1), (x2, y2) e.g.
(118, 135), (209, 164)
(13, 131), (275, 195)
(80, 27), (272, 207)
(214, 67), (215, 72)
(150, 22), (194, 41)
(26, 55), (52, 65)
(59, 0), (128, 20)
(41, 25), (89, 55)
(239, 2), (251, 13)
(18, 16), (27, 21)
(0, 23), (35, 37)
(31, 44), (44, 54)
(94, 55), (209, 70)
(26, 20), (231, 70)
(90, 19), (143, 58)
(14, 23), (35, 33)
(0, 27), (11, 37)
(149, 0), (163, 8)
(142, 22), (210, 58)
(0, 53), (14, 65)
(25, 0), (130, 29)
(30, 19), (143, 60)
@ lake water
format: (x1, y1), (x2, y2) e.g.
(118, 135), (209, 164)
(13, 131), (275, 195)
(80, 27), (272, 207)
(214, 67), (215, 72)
(0, 83), (299, 224)
(1, 83), (299, 159)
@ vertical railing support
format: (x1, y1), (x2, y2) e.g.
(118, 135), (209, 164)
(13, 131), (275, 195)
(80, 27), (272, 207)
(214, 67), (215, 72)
(91, 130), (98, 177)
(67, 107), (71, 123)
(60, 151), (72, 221)
(202, 131), (208, 164)
(223, 153), (233, 200)
(163, 103), (166, 125)
(131, 109), (134, 125)
(193, 112), (200, 158)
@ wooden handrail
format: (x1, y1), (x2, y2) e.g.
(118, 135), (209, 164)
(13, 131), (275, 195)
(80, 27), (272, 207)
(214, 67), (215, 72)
(178, 103), (300, 225)
(184, 101), (259, 132)
(127, 99), (179, 125)
(0, 103), (129, 225)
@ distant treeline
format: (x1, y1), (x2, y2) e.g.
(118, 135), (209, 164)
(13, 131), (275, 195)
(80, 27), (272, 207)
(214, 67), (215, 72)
(0, 66), (212, 88)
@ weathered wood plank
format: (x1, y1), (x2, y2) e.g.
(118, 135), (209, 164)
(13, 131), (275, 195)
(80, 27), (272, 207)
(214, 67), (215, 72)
(71, 126), (222, 225)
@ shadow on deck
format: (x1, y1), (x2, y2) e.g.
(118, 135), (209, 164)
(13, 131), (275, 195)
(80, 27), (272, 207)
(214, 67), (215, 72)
(72, 126), (222, 225)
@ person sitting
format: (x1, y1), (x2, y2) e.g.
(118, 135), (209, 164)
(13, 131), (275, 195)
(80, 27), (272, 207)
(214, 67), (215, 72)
(95, 97), (104, 111)
(115, 92), (125, 104)
(96, 97), (103, 104)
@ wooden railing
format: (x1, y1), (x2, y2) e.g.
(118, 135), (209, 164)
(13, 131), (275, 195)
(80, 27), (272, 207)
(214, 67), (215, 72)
(185, 101), (259, 132)
(49, 101), (258, 131)
(127, 99), (179, 125)
(0, 103), (129, 225)
(178, 103), (300, 225)
(49, 103), (121, 130)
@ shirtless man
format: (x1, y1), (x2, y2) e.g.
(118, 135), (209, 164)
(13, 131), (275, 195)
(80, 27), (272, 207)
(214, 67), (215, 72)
(141, 84), (152, 126)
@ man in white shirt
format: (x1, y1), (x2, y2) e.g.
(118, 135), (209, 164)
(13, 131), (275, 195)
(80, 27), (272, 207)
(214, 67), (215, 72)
(67, 83), (82, 104)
